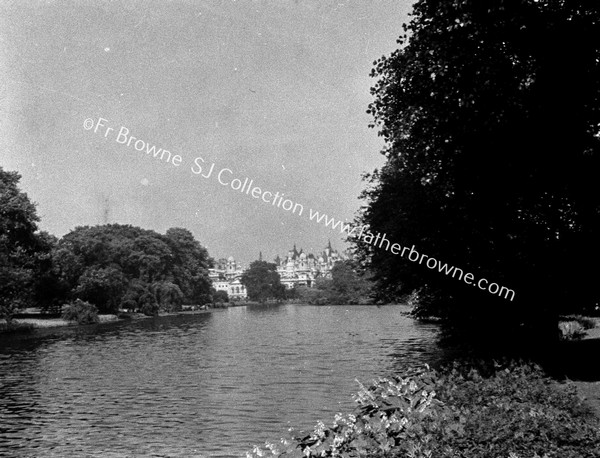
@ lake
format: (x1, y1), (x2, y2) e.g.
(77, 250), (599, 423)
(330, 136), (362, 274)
(0, 304), (442, 457)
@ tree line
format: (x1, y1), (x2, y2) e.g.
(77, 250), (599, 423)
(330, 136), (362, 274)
(240, 259), (372, 305)
(0, 167), (214, 322)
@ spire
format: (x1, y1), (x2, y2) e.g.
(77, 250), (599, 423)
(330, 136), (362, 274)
(259, 251), (263, 261)
(293, 243), (299, 257)
(327, 239), (333, 251)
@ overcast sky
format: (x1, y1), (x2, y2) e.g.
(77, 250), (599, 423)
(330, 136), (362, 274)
(1, 0), (412, 265)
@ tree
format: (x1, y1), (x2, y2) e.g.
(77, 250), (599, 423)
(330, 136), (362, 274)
(241, 260), (285, 303)
(56, 224), (213, 313)
(358, 0), (600, 351)
(212, 289), (229, 303)
(74, 266), (127, 314)
(294, 260), (373, 305)
(0, 168), (41, 324)
(328, 260), (373, 305)
(152, 280), (184, 312)
(30, 231), (65, 312)
(164, 227), (213, 304)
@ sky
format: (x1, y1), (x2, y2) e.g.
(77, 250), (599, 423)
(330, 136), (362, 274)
(0, 0), (413, 265)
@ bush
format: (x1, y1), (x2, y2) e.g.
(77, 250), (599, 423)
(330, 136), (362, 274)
(561, 315), (597, 331)
(139, 291), (159, 316)
(213, 290), (229, 303)
(140, 302), (159, 316)
(152, 281), (184, 313)
(559, 321), (587, 340)
(61, 299), (99, 325)
(119, 299), (138, 312)
(248, 361), (600, 458)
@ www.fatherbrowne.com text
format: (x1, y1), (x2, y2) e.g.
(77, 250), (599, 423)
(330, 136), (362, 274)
(308, 210), (515, 302)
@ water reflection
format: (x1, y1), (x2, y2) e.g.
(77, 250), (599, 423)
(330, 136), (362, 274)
(0, 304), (440, 457)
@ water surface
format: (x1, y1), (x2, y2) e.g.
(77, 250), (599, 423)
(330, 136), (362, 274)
(0, 304), (441, 457)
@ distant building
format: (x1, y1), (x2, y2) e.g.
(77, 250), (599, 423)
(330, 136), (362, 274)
(275, 241), (347, 289)
(208, 256), (247, 300)
(208, 242), (348, 297)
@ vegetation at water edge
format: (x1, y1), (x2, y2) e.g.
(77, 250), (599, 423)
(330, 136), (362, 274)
(249, 361), (600, 458)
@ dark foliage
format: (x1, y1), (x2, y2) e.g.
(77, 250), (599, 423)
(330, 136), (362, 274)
(61, 299), (99, 325)
(53, 224), (212, 313)
(241, 260), (285, 303)
(356, 0), (600, 347)
(294, 260), (373, 305)
(212, 289), (229, 303)
(0, 167), (54, 323)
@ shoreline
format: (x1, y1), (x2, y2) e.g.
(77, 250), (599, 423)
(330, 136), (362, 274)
(0, 307), (219, 334)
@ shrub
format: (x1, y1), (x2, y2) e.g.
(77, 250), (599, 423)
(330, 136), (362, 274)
(119, 299), (138, 312)
(152, 281), (184, 313)
(61, 299), (99, 325)
(213, 290), (229, 303)
(139, 291), (159, 316)
(140, 302), (159, 316)
(561, 315), (597, 331)
(559, 321), (587, 340)
(248, 361), (600, 458)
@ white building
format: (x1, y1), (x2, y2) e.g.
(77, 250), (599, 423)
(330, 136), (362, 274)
(275, 242), (347, 289)
(209, 256), (247, 300)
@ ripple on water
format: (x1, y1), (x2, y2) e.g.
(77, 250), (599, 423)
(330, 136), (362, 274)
(0, 305), (441, 457)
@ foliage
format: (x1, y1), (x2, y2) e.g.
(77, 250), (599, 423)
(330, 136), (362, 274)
(241, 260), (285, 303)
(294, 285), (330, 305)
(213, 289), (229, 303)
(558, 321), (586, 340)
(139, 290), (159, 316)
(0, 167), (213, 316)
(561, 315), (597, 331)
(53, 224), (212, 313)
(294, 260), (373, 305)
(30, 231), (63, 312)
(152, 281), (184, 312)
(164, 228), (212, 305)
(140, 302), (159, 316)
(61, 299), (99, 325)
(248, 361), (600, 458)
(74, 266), (127, 314)
(0, 167), (48, 323)
(356, 0), (600, 346)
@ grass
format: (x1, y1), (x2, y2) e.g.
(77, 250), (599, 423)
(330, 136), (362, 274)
(0, 314), (119, 332)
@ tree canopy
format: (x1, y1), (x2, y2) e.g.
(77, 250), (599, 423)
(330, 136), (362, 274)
(357, 0), (600, 347)
(54, 224), (213, 314)
(0, 167), (51, 323)
(241, 260), (285, 303)
(293, 260), (373, 305)
(0, 167), (56, 324)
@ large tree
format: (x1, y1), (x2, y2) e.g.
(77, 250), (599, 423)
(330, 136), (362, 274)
(241, 260), (285, 303)
(0, 168), (45, 323)
(298, 260), (373, 305)
(164, 227), (213, 304)
(55, 224), (213, 313)
(358, 0), (600, 351)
